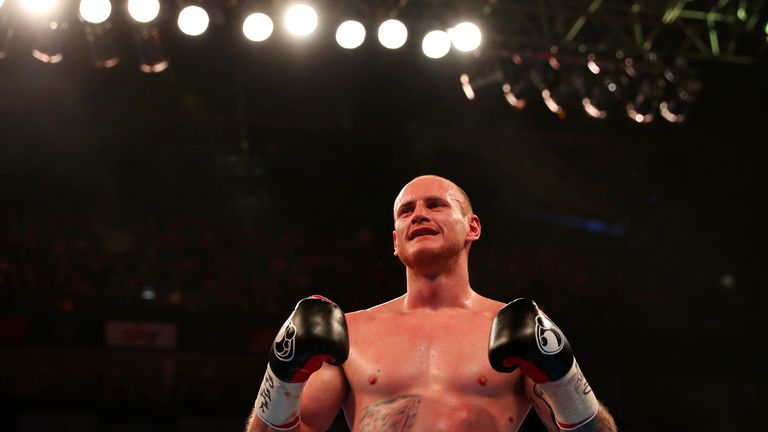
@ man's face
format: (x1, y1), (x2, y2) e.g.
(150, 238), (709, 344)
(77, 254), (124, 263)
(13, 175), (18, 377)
(392, 176), (480, 268)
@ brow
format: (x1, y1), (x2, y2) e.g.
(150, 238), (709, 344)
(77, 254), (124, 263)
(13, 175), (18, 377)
(395, 195), (457, 215)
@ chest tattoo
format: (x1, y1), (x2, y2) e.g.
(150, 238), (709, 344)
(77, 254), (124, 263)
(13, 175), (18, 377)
(358, 394), (421, 432)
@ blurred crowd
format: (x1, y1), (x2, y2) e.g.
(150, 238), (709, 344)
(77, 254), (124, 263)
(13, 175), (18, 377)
(0, 208), (755, 430)
(0, 209), (633, 323)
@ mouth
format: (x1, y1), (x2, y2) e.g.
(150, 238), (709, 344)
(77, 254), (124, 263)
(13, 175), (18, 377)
(408, 227), (439, 240)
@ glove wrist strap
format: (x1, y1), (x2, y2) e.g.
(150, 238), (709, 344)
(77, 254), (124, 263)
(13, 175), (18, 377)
(537, 360), (599, 430)
(254, 363), (306, 430)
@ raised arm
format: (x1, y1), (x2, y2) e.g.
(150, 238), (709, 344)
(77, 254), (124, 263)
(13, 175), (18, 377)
(246, 362), (348, 432)
(245, 296), (349, 432)
(525, 377), (617, 432)
(489, 298), (618, 431)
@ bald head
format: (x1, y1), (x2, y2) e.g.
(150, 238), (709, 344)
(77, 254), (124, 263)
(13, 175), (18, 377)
(393, 175), (473, 220)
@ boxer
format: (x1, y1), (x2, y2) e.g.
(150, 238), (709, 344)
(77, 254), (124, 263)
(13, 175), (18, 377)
(247, 175), (617, 431)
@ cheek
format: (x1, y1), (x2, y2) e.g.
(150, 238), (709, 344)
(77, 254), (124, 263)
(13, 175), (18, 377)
(394, 226), (407, 242)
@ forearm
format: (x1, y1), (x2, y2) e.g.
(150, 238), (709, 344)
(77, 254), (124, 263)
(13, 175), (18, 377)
(245, 408), (300, 432)
(572, 402), (617, 432)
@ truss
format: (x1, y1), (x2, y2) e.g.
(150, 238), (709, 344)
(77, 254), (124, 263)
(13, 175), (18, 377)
(389, 0), (768, 64)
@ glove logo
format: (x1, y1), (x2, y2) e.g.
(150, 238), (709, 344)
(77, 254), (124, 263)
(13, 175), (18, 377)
(535, 314), (565, 355)
(273, 319), (297, 362)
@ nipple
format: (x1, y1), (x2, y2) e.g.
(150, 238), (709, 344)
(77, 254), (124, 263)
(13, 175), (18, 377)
(477, 375), (487, 386)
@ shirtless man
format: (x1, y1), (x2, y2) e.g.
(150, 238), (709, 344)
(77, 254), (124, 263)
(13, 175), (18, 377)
(246, 175), (618, 431)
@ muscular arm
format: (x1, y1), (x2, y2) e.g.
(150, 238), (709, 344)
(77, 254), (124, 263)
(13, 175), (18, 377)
(526, 378), (618, 432)
(245, 363), (348, 432)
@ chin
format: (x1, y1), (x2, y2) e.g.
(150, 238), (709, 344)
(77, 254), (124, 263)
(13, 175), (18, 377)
(401, 245), (458, 268)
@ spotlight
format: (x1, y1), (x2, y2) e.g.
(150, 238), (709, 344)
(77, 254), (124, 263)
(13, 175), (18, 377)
(79, 0), (119, 68)
(500, 54), (536, 109)
(459, 69), (502, 101)
(661, 81), (700, 123)
(127, 0), (160, 24)
(20, 0), (59, 15)
(79, 0), (111, 24)
(626, 79), (658, 123)
(378, 19), (407, 49)
(284, 3), (317, 37)
(460, 74), (474, 99)
(624, 58), (666, 123)
(335, 20), (365, 49)
(135, 26), (168, 73)
(530, 49), (577, 119)
(448, 21), (481, 53)
(243, 12), (273, 42)
(659, 58), (701, 123)
(0, 0), (13, 60)
(177, 5), (209, 37)
(127, 0), (167, 72)
(22, 0), (67, 64)
(576, 54), (625, 119)
(422, 30), (450, 59)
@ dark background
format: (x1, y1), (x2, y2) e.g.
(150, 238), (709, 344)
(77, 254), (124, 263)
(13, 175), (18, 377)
(1, 0), (766, 431)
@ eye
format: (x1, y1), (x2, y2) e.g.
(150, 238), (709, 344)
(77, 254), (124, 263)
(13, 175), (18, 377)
(398, 205), (414, 217)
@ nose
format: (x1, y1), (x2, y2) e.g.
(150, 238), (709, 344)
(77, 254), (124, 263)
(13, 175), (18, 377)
(410, 202), (430, 224)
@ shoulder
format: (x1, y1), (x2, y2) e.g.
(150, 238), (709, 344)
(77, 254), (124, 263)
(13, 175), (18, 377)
(346, 295), (404, 317)
(472, 293), (508, 317)
(344, 295), (404, 327)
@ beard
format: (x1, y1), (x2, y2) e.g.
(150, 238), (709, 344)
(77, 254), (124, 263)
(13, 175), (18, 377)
(397, 236), (465, 271)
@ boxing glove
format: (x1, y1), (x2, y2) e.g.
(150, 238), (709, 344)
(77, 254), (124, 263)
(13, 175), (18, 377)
(254, 295), (349, 430)
(489, 298), (598, 430)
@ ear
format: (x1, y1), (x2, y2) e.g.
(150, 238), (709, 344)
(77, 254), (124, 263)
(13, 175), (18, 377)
(392, 230), (399, 256)
(466, 214), (481, 242)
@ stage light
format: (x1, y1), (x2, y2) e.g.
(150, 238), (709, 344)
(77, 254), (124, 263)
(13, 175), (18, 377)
(135, 26), (168, 72)
(582, 96), (606, 119)
(530, 50), (577, 119)
(31, 20), (65, 64)
(460, 74), (474, 100)
(448, 21), (481, 52)
(336, 20), (365, 49)
(127, 0), (160, 24)
(586, 53), (600, 75)
(584, 75), (623, 119)
(626, 79), (657, 123)
(243, 12), (273, 42)
(23, 0), (67, 64)
(575, 55), (626, 119)
(21, 0), (59, 15)
(82, 24), (119, 67)
(460, 69), (502, 101)
(79, 0), (111, 24)
(0, 1), (11, 60)
(378, 19), (407, 49)
(126, 0), (166, 72)
(422, 30), (450, 59)
(540, 89), (565, 117)
(659, 58), (700, 123)
(177, 5), (209, 36)
(284, 3), (317, 37)
(78, 0), (118, 67)
(502, 83), (519, 106)
(500, 54), (536, 109)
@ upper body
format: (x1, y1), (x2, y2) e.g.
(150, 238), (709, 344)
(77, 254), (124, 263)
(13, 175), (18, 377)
(248, 175), (616, 432)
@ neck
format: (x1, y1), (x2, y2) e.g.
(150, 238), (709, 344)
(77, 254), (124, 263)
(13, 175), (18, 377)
(403, 253), (475, 310)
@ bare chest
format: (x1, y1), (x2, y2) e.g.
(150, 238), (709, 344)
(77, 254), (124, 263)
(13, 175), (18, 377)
(343, 312), (516, 398)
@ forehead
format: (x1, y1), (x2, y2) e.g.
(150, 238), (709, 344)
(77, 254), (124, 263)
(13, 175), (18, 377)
(394, 177), (462, 208)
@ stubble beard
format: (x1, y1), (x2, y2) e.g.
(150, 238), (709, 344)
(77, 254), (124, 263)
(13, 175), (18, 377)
(398, 237), (464, 273)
